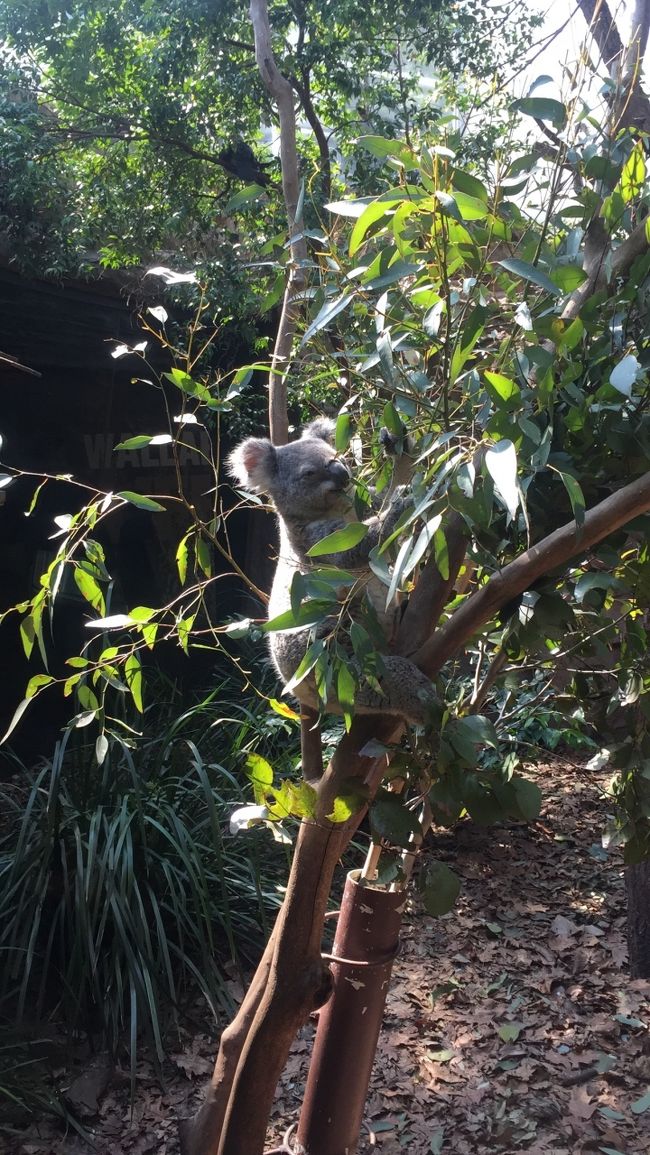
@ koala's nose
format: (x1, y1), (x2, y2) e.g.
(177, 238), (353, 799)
(329, 459), (350, 489)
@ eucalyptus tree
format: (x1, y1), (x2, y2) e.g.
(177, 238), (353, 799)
(0, 0), (539, 275)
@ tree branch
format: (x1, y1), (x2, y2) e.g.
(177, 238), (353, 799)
(250, 0), (309, 446)
(415, 472), (650, 678)
(290, 70), (332, 202)
(395, 513), (468, 656)
(578, 0), (626, 69)
(578, 0), (650, 130)
(562, 212), (650, 321)
(213, 712), (402, 1155)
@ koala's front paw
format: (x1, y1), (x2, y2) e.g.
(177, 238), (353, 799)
(379, 426), (404, 456)
(390, 485), (414, 511)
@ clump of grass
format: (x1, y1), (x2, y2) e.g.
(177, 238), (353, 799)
(0, 676), (299, 1081)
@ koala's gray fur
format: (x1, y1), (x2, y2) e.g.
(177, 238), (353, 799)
(228, 419), (436, 724)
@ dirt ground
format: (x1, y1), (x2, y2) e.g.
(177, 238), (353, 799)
(4, 755), (650, 1155)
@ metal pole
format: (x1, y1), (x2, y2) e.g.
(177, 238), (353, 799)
(295, 869), (404, 1155)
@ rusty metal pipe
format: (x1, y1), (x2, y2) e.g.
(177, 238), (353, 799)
(295, 869), (405, 1155)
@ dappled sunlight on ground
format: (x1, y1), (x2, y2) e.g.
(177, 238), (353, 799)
(5, 758), (649, 1154)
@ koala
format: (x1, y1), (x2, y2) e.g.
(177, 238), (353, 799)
(228, 419), (437, 724)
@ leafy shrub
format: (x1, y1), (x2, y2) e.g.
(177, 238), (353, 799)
(0, 677), (298, 1074)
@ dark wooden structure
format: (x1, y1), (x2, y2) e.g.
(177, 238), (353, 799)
(0, 264), (268, 764)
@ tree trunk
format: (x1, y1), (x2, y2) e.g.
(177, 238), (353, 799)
(626, 861), (650, 977)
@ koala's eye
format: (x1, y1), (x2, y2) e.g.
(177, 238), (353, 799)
(300, 467), (317, 479)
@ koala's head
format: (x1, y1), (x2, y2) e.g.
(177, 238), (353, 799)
(228, 418), (351, 519)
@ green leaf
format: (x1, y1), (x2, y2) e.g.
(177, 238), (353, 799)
(433, 528), (449, 581)
(163, 367), (210, 400)
(246, 752), (274, 789)
(283, 640), (326, 693)
(434, 191), (462, 222)
(176, 612), (195, 654)
(301, 292), (355, 346)
(631, 1091), (650, 1115)
(1, 697), (31, 743)
(497, 258), (561, 297)
(429, 1128), (446, 1155)
(550, 265), (586, 293)
(114, 435), (157, 450)
(370, 790), (422, 848)
(19, 615), (36, 660)
(512, 776), (543, 821)
(384, 533), (414, 608)
(451, 169), (488, 202)
(269, 698), (300, 720)
(225, 183), (266, 211)
(484, 371), (521, 409)
(263, 601), (336, 632)
(349, 199), (393, 256)
(507, 153), (539, 177)
(117, 491), (166, 513)
(553, 470), (585, 529)
(382, 401), (403, 436)
(125, 653), (143, 713)
(176, 533), (189, 585)
(356, 135), (415, 165)
(558, 317), (584, 351)
(449, 306), (486, 384)
(419, 861), (461, 916)
(327, 794), (362, 823)
(25, 673), (55, 699)
(498, 1021), (523, 1042)
(446, 191), (489, 220)
(95, 733), (109, 765)
(619, 141), (646, 203)
(399, 516), (442, 582)
(456, 714), (499, 747)
(77, 683), (99, 712)
(337, 663), (356, 715)
(363, 257), (421, 290)
(335, 412), (352, 452)
(73, 709), (97, 729)
(512, 96), (567, 128)
(195, 535), (212, 578)
(485, 439), (519, 521)
(141, 623), (158, 650)
(74, 566), (106, 614)
(325, 199), (370, 218)
(128, 606), (155, 623)
(307, 522), (368, 557)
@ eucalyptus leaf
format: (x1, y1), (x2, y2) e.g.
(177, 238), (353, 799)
(301, 292), (355, 346)
(610, 354), (640, 397)
(485, 440), (519, 521)
(307, 522), (368, 557)
(497, 258), (561, 297)
(512, 96), (567, 127)
(116, 491), (166, 512)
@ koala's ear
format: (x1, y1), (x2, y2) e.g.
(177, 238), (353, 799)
(302, 417), (336, 444)
(227, 438), (276, 492)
